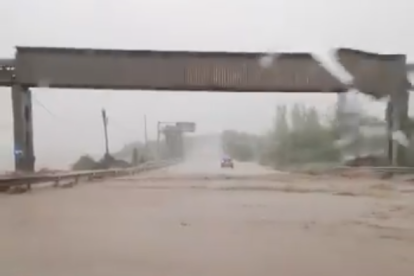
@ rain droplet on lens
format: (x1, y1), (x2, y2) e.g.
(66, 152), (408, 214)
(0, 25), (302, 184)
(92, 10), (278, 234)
(259, 54), (275, 69)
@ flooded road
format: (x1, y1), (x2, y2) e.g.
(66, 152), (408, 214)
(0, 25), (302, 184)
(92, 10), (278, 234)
(1, 159), (414, 276)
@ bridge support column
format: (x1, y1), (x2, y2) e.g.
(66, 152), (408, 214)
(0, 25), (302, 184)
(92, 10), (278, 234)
(11, 84), (35, 172)
(164, 129), (174, 159)
(387, 88), (410, 166)
(163, 127), (184, 160)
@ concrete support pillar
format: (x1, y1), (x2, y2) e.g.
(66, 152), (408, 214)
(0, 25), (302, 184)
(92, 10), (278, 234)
(11, 84), (35, 172)
(164, 129), (174, 159)
(177, 131), (184, 159)
(163, 126), (184, 159)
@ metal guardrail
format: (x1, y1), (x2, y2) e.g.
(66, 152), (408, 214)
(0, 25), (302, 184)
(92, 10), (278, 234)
(0, 159), (178, 191)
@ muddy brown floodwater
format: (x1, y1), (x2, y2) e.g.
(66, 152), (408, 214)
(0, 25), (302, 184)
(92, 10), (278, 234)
(1, 160), (414, 276)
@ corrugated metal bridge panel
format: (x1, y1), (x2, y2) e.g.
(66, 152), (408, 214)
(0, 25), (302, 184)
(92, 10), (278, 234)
(14, 46), (347, 93)
(336, 48), (408, 98)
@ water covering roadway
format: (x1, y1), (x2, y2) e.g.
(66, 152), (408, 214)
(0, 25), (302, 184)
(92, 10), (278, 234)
(0, 149), (414, 276)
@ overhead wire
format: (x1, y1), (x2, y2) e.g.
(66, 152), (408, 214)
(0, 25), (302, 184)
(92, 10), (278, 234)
(33, 91), (140, 159)
(32, 94), (60, 119)
(31, 93), (95, 156)
(33, 92), (131, 136)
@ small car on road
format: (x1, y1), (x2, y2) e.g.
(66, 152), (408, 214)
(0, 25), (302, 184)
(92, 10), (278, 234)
(220, 156), (234, 169)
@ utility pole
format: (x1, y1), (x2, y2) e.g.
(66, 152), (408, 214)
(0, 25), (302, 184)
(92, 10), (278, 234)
(156, 121), (173, 160)
(156, 121), (160, 160)
(144, 115), (148, 149)
(101, 108), (110, 158)
(144, 115), (148, 159)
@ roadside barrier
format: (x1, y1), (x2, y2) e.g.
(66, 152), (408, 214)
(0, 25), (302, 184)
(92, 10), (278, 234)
(0, 159), (179, 193)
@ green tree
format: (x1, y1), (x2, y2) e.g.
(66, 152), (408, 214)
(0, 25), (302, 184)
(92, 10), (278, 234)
(221, 103), (391, 169)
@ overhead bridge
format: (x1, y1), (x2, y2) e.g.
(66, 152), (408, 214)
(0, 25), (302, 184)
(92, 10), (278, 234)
(13, 46), (347, 93)
(12, 46), (409, 98)
(0, 59), (14, 86)
(0, 45), (411, 172)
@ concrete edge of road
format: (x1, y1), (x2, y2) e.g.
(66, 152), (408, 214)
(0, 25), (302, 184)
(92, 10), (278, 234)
(0, 159), (181, 194)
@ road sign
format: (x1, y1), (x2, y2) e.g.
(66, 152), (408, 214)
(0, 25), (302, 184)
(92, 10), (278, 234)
(176, 122), (196, 132)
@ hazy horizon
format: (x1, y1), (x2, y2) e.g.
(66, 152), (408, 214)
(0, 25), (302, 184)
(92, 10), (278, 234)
(1, 0), (413, 170)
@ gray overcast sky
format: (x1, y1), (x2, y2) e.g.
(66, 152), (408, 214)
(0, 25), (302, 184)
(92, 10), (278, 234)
(0, 0), (412, 169)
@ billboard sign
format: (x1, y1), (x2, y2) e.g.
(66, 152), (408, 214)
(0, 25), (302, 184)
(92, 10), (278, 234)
(176, 122), (196, 132)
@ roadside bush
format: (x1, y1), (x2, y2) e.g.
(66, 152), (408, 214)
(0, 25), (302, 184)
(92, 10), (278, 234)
(221, 103), (390, 168)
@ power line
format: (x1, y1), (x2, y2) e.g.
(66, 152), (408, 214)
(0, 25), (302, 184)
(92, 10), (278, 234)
(0, 95), (56, 133)
(34, 95), (136, 136)
(33, 95), (141, 153)
(32, 94), (60, 119)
